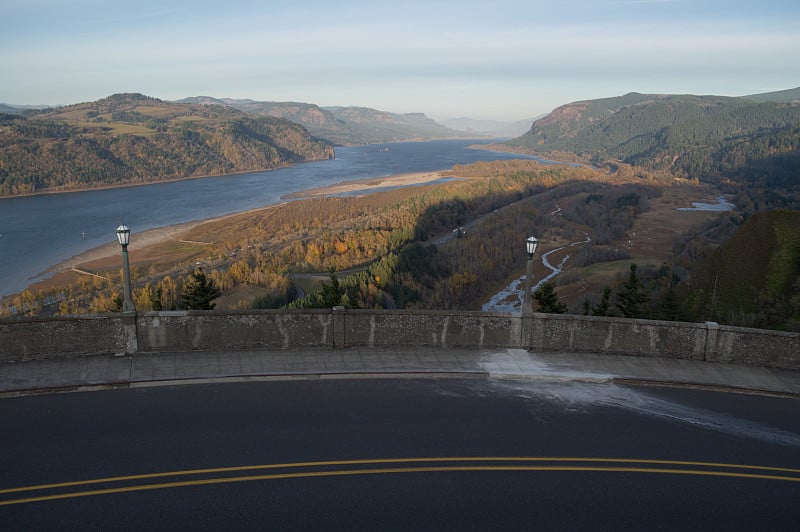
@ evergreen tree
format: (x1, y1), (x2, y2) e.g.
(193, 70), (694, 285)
(287, 270), (350, 309)
(616, 263), (649, 318)
(318, 269), (346, 308)
(656, 285), (681, 321)
(533, 281), (567, 314)
(592, 287), (612, 316)
(181, 270), (221, 310)
(150, 286), (163, 311)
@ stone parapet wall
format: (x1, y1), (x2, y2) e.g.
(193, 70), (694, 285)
(0, 313), (134, 361)
(710, 324), (800, 370)
(529, 313), (708, 360)
(136, 310), (335, 352)
(339, 309), (522, 349)
(1, 309), (798, 370)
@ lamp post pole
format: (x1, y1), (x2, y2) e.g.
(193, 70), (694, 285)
(116, 223), (135, 313)
(522, 236), (538, 315)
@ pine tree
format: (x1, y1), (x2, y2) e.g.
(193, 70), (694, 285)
(533, 281), (567, 314)
(181, 270), (221, 310)
(656, 285), (681, 321)
(150, 286), (163, 311)
(318, 269), (345, 308)
(592, 287), (612, 316)
(616, 264), (649, 318)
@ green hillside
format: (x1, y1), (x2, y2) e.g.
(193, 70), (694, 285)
(0, 93), (333, 196)
(179, 97), (472, 145)
(685, 210), (800, 330)
(743, 87), (800, 103)
(504, 89), (800, 194)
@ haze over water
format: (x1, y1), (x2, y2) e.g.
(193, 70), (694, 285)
(0, 140), (543, 298)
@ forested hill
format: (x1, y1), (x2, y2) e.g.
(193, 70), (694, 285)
(0, 93), (334, 197)
(742, 86), (800, 103)
(503, 89), (800, 194)
(178, 97), (474, 145)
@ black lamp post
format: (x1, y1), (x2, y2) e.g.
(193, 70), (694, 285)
(116, 223), (135, 312)
(523, 236), (538, 314)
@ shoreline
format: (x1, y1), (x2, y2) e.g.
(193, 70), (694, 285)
(0, 138), (490, 201)
(0, 163), (298, 201)
(34, 170), (451, 285)
(43, 219), (213, 273)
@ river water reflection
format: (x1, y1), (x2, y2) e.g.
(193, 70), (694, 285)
(0, 139), (544, 297)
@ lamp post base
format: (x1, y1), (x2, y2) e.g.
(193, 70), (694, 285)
(121, 247), (135, 313)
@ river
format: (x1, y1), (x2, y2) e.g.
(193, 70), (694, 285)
(0, 139), (545, 298)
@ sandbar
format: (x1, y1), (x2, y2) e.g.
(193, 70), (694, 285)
(281, 171), (447, 199)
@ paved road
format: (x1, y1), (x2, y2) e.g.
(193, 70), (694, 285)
(2, 378), (798, 529)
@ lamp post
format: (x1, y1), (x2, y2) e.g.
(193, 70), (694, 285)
(116, 223), (135, 313)
(522, 236), (538, 315)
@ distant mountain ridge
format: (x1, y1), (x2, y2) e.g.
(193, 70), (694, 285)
(177, 96), (474, 145)
(742, 86), (800, 103)
(441, 117), (540, 138)
(0, 93), (333, 196)
(0, 103), (51, 115)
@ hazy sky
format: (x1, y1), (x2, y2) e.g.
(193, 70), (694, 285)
(1, 0), (798, 120)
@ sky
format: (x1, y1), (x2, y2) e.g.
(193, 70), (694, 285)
(1, 0), (799, 121)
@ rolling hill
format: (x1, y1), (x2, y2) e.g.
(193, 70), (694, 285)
(0, 93), (333, 196)
(503, 88), (800, 193)
(742, 86), (800, 104)
(178, 97), (474, 145)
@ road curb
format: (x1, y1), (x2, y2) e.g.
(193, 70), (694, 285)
(613, 377), (800, 399)
(3, 370), (798, 399)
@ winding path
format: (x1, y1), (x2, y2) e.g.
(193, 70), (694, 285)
(482, 203), (590, 313)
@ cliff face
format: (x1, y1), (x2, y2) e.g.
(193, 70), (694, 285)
(0, 94), (333, 196)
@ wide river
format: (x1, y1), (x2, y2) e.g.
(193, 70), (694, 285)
(0, 139), (543, 298)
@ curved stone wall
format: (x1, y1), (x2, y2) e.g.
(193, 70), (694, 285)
(1, 309), (798, 370)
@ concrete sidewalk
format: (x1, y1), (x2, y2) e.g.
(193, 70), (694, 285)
(1, 348), (799, 397)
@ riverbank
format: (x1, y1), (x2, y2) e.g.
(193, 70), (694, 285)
(0, 163), (305, 200)
(45, 220), (211, 273)
(30, 170), (451, 291)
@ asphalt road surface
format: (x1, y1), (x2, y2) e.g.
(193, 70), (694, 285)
(2, 378), (799, 530)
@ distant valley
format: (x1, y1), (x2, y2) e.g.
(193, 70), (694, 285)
(2, 87), (799, 331)
(441, 117), (540, 138)
(0, 93), (484, 197)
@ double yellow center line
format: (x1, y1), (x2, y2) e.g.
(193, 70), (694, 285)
(2, 457), (799, 506)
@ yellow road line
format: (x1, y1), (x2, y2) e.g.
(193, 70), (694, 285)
(3, 457), (799, 506)
(2, 464), (800, 506)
